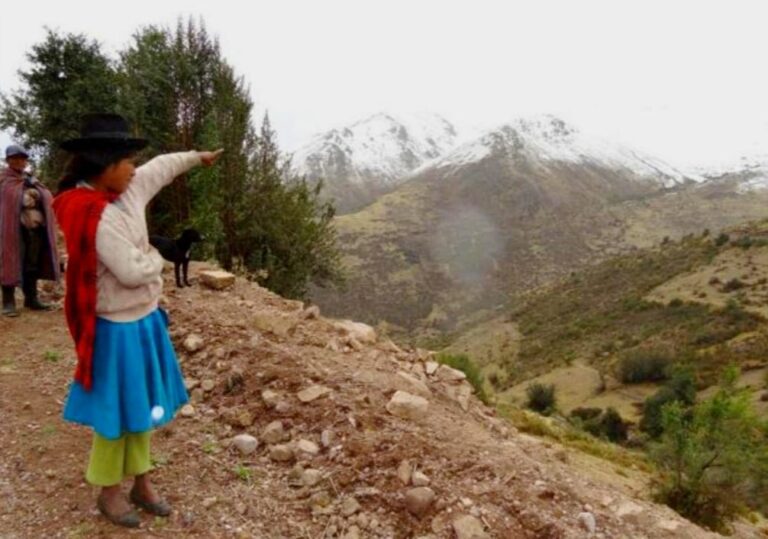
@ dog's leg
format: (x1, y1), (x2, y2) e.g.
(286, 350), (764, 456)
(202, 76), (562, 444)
(184, 257), (192, 287)
(175, 262), (183, 288)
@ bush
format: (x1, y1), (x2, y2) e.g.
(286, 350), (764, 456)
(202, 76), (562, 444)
(732, 236), (754, 250)
(570, 407), (628, 443)
(640, 365), (696, 438)
(526, 383), (556, 416)
(618, 348), (672, 384)
(436, 353), (488, 404)
(651, 367), (768, 531)
(722, 278), (746, 292)
(715, 233), (730, 247)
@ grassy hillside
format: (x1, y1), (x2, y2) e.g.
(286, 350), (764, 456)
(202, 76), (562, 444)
(448, 222), (768, 399)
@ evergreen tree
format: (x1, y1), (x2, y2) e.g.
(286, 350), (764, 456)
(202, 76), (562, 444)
(0, 29), (118, 182)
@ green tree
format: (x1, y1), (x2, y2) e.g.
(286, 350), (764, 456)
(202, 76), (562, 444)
(236, 114), (344, 298)
(651, 367), (768, 531)
(0, 28), (118, 182)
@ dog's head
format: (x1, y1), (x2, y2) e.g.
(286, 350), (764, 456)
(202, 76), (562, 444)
(180, 228), (203, 243)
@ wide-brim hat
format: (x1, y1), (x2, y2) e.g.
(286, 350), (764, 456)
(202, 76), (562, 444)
(60, 113), (148, 153)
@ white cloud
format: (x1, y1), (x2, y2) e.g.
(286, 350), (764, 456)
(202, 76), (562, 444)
(2, 0), (768, 169)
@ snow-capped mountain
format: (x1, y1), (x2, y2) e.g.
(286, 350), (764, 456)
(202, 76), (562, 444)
(694, 155), (768, 193)
(290, 112), (465, 213)
(413, 114), (695, 188)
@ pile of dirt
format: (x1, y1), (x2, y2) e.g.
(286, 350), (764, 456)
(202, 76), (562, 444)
(0, 263), (761, 538)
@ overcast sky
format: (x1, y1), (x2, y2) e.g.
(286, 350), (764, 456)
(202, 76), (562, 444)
(1, 0), (767, 169)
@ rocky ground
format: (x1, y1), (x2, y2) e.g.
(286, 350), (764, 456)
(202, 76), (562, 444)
(0, 263), (761, 538)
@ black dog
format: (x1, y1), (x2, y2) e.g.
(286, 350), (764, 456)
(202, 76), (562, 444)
(149, 229), (203, 288)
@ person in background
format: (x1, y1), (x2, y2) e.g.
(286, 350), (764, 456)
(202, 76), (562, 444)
(0, 144), (59, 316)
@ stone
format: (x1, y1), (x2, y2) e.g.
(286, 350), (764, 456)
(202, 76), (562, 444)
(380, 339), (403, 354)
(183, 334), (204, 353)
(425, 361), (439, 375)
(261, 389), (281, 408)
(232, 434), (258, 456)
(252, 311), (297, 338)
(341, 496), (362, 517)
(199, 270), (236, 290)
(261, 420), (288, 444)
(656, 519), (680, 532)
(578, 512), (596, 534)
(615, 500), (644, 518)
(302, 305), (321, 319)
(395, 371), (432, 397)
(397, 460), (413, 485)
(201, 379), (215, 392)
(346, 336), (364, 351)
(309, 490), (332, 508)
(452, 514), (490, 539)
(302, 468), (323, 487)
(185, 378), (200, 391)
(180, 404), (196, 417)
(445, 383), (472, 412)
(202, 497), (217, 509)
(297, 385), (332, 403)
(234, 410), (254, 428)
(334, 319), (377, 344)
(386, 391), (429, 420)
(296, 439), (320, 455)
(269, 444), (294, 462)
(436, 364), (467, 383)
(321, 429), (334, 448)
(404, 487), (435, 517)
(341, 525), (361, 539)
(412, 471), (430, 487)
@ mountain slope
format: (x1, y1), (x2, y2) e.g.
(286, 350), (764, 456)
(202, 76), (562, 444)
(312, 115), (768, 340)
(291, 112), (463, 213)
(1, 263), (756, 538)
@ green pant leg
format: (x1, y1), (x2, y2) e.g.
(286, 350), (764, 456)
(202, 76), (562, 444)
(124, 431), (153, 477)
(85, 433), (126, 486)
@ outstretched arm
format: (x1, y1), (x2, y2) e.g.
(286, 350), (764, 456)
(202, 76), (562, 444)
(124, 149), (224, 208)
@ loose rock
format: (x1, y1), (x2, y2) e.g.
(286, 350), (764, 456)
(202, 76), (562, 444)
(232, 434), (258, 456)
(386, 391), (429, 420)
(452, 514), (490, 539)
(183, 334), (205, 353)
(199, 270), (236, 290)
(269, 444), (294, 462)
(404, 487), (435, 517)
(297, 385), (332, 403)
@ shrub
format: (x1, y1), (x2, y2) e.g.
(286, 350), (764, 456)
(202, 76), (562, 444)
(732, 236), (754, 250)
(618, 348), (672, 384)
(526, 383), (556, 416)
(651, 367), (768, 531)
(640, 365), (696, 438)
(436, 353), (488, 404)
(714, 233), (730, 247)
(570, 407), (628, 443)
(722, 278), (746, 292)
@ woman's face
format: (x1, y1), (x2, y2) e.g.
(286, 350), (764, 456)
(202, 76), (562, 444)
(95, 157), (136, 194)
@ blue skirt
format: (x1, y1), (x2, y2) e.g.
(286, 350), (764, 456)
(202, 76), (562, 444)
(63, 308), (189, 440)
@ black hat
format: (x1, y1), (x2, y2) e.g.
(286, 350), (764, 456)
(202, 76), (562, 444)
(60, 113), (148, 153)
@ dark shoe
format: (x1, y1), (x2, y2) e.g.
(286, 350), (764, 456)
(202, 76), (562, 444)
(22, 278), (51, 311)
(97, 495), (141, 528)
(130, 487), (172, 517)
(1, 286), (18, 317)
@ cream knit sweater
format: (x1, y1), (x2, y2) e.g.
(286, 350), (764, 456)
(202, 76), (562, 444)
(94, 151), (202, 322)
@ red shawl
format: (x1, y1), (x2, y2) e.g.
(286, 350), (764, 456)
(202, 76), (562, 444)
(52, 187), (118, 391)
